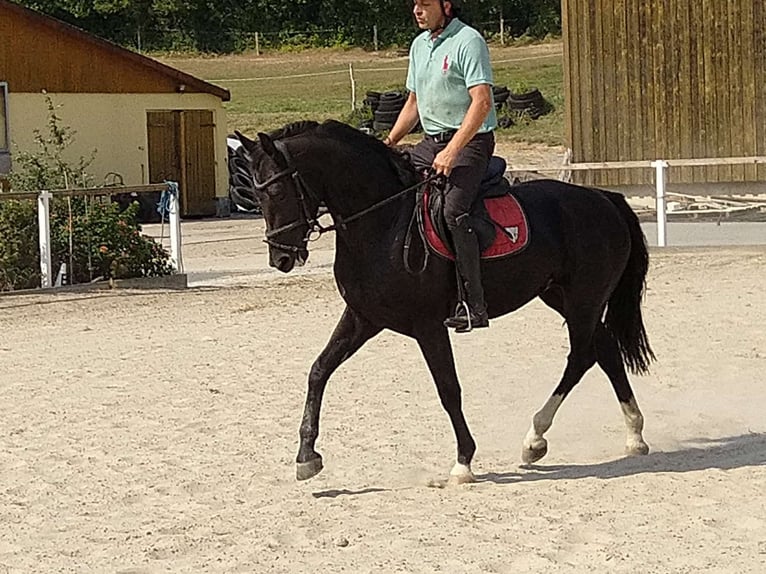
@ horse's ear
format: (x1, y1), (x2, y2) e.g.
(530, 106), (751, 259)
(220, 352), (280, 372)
(234, 130), (257, 155)
(257, 132), (279, 158)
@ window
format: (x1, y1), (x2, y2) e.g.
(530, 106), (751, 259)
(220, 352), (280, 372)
(0, 82), (9, 174)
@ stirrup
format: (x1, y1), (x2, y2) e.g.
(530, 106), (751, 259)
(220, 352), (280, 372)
(444, 301), (471, 329)
(444, 301), (488, 333)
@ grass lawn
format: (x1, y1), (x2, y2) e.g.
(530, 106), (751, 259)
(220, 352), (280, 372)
(159, 42), (565, 146)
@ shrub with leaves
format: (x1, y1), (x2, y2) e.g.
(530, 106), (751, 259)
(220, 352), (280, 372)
(0, 200), (40, 290)
(0, 94), (173, 291)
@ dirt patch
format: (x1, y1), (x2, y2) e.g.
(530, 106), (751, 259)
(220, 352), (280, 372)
(1, 241), (765, 572)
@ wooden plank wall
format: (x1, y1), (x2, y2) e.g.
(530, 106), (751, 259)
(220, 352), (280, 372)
(0, 2), (223, 98)
(563, 0), (765, 185)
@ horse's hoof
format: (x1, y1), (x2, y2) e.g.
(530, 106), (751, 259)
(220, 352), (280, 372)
(521, 439), (548, 464)
(626, 441), (650, 456)
(296, 456), (324, 480)
(448, 463), (475, 485)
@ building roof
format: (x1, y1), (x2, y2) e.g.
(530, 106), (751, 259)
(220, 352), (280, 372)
(0, 0), (231, 101)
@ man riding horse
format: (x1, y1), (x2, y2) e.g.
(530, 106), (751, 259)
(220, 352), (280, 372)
(384, 0), (497, 333)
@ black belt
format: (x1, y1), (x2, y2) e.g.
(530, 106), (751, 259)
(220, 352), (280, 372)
(426, 130), (457, 144)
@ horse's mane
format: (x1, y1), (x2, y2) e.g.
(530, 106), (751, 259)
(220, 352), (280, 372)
(271, 119), (420, 188)
(268, 120), (320, 140)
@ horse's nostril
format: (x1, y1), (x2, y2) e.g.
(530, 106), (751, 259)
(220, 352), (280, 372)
(271, 253), (294, 272)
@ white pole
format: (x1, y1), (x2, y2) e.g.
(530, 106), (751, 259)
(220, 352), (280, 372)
(652, 160), (668, 247)
(373, 24), (378, 51)
(169, 188), (184, 273)
(349, 63), (356, 111)
(255, 32), (260, 56)
(37, 191), (52, 288)
(500, 17), (505, 46)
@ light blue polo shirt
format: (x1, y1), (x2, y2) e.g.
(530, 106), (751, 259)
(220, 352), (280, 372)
(406, 18), (497, 136)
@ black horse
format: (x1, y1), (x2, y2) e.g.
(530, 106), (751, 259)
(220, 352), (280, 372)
(236, 120), (654, 484)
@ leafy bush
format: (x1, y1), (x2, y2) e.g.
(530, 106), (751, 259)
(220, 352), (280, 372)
(0, 200), (40, 291)
(0, 94), (173, 291)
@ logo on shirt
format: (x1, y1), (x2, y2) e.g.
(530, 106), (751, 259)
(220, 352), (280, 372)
(442, 55), (449, 75)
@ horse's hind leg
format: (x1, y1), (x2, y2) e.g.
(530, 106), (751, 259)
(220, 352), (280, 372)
(522, 289), (598, 464)
(296, 306), (381, 480)
(593, 324), (649, 456)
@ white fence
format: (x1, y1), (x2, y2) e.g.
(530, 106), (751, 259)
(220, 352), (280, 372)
(509, 155), (766, 247)
(0, 183), (183, 289)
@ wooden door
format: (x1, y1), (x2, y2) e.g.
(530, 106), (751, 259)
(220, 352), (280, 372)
(147, 110), (181, 185)
(182, 110), (216, 217)
(146, 110), (217, 217)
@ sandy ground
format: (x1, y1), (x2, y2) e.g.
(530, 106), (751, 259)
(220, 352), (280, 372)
(1, 216), (766, 573)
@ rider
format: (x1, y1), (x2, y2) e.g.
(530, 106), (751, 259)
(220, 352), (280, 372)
(384, 0), (497, 333)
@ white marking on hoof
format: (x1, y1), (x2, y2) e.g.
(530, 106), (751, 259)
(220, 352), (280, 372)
(447, 463), (475, 485)
(521, 395), (562, 463)
(621, 398), (649, 456)
(521, 438), (549, 464)
(626, 440), (650, 456)
(296, 456), (324, 481)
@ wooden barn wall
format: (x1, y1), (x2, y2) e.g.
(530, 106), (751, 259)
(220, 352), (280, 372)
(563, 0), (766, 185)
(0, 4), (197, 95)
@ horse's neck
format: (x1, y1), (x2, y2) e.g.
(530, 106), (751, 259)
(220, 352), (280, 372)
(301, 140), (410, 235)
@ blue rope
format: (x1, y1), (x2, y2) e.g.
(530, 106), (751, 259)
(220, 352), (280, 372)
(157, 181), (179, 218)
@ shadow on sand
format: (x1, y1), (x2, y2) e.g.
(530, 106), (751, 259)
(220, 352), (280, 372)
(478, 433), (766, 484)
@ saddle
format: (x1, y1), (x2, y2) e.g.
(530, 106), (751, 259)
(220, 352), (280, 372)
(423, 156), (529, 260)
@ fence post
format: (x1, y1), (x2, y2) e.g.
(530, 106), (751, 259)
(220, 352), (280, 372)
(651, 160), (668, 247)
(349, 63), (356, 111)
(500, 17), (505, 46)
(168, 187), (184, 273)
(255, 32), (260, 56)
(373, 25), (378, 51)
(37, 191), (53, 288)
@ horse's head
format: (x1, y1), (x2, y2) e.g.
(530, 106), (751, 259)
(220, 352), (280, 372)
(236, 129), (318, 273)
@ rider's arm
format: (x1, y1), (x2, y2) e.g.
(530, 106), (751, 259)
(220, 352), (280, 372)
(384, 92), (420, 147)
(432, 83), (493, 175)
(446, 83), (493, 152)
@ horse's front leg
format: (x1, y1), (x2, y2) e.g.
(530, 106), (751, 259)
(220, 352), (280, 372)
(296, 306), (381, 480)
(415, 323), (477, 484)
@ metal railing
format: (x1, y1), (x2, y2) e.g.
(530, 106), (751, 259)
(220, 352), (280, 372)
(508, 156), (766, 247)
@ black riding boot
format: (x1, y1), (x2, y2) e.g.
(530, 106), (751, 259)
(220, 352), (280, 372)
(444, 221), (489, 333)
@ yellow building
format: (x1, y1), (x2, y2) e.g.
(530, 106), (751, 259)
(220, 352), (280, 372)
(0, 0), (231, 217)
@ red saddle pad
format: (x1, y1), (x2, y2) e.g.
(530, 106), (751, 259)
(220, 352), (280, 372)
(423, 190), (530, 260)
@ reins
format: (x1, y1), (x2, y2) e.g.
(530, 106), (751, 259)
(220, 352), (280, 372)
(324, 174), (439, 232)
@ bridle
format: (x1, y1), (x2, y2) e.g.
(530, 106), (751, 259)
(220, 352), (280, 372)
(253, 139), (439, 256)
(251, 140), (327, 254)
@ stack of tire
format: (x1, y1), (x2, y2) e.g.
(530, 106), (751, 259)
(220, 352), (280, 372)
(492, 85), (511, 111)
(368, 90), (405, 133)
(492, 85), (514, 129)
(506, 87), (551, 119)
(226, 136), (261, 215)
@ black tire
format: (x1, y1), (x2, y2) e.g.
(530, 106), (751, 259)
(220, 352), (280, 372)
(379, 90), (404, 101)
(374, 109), (401, 123)
(508, 88), (543, 105)
(373, 119), (394, 132)
(376, 102), (404, 113)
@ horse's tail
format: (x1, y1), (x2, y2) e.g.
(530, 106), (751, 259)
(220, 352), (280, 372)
(603, 191), (656, 374)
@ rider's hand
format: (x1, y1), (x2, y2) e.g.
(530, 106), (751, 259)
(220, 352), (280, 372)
(433, 145), (458, 176)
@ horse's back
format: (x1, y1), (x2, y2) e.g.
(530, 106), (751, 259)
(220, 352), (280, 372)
(508, 179), (633, 282)
(511, 179), (630, 238)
